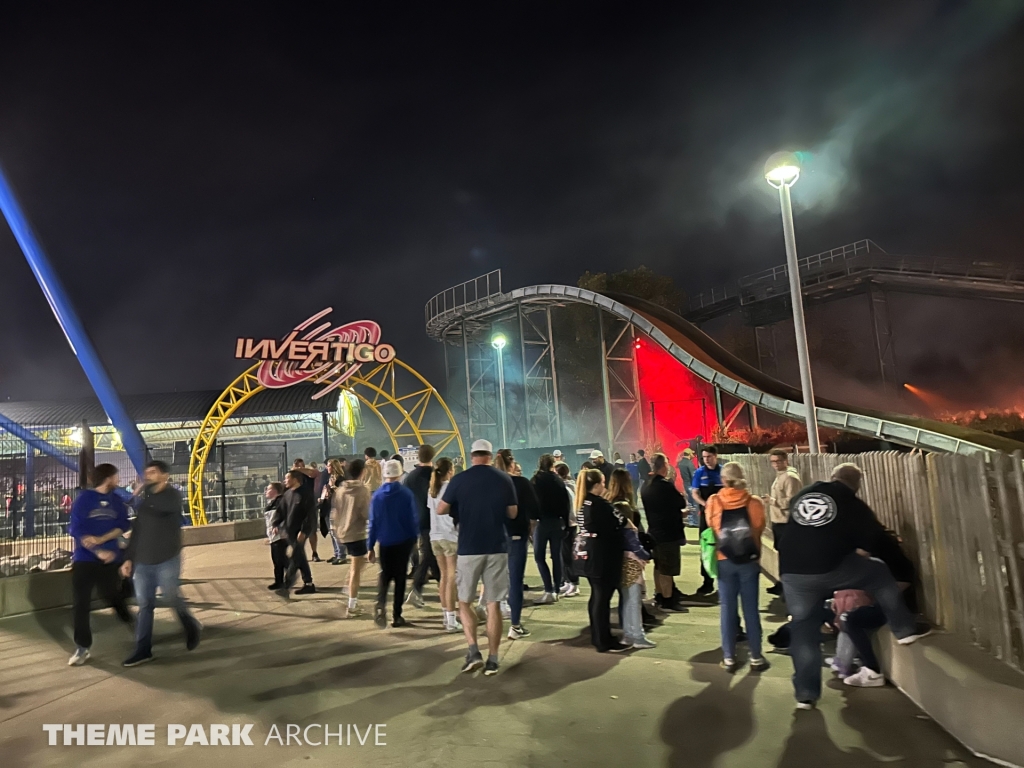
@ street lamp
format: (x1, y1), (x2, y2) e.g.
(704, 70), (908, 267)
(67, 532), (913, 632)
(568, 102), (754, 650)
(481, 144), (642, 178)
(491, 333), (508, 448)
(765, 151), (820, 453)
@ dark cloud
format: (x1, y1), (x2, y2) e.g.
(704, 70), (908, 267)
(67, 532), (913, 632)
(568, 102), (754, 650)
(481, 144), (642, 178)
(0, 2), (1022, 404)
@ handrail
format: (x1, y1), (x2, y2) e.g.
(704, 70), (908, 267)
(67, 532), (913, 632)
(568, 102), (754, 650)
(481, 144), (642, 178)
(424, 270), (503, 327)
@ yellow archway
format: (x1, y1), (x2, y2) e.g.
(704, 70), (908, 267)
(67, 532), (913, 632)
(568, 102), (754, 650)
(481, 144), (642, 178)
(187, 358), (464, 525)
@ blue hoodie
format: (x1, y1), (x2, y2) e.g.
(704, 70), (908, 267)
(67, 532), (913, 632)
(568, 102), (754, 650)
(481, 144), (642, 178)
(367, 481), (419, 550)
(68, 490), (131, 563)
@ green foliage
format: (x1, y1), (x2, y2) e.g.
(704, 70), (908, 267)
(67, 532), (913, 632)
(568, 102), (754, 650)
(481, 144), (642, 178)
(578, 266), (685, 314)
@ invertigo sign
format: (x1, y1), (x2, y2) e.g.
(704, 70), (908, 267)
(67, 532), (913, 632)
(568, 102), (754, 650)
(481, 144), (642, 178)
(234, 308), (395, 399)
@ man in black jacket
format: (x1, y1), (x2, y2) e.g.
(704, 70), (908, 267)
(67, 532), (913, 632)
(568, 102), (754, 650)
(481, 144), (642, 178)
(778, 463), (930, 709)
(640, 454), (689, 611)
(531, 454), (571, 605)
(405, 444), (439, 608)
(120, 460), (201, 667)
(279, 469), (316, 596)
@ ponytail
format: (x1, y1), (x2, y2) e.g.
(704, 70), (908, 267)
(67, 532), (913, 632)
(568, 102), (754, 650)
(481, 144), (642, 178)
(575, 468), (604, 511)
(430, 458), (453, 498)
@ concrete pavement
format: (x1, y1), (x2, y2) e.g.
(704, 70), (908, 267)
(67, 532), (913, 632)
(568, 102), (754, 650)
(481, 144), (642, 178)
(0, 539), (985, 767)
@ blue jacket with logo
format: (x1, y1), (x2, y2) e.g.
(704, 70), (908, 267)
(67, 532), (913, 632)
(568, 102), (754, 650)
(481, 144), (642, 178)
(68, 490), (131, 563)
(691, 465), (723, 502)
(367, 482), (420, 550)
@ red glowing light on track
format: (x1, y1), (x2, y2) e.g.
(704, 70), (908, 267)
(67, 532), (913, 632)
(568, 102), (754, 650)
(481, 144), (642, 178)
(903, 383), (955, 411)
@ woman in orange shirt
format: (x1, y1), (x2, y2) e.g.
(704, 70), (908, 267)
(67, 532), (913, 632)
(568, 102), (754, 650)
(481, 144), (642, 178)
(705, 462), (769, 672)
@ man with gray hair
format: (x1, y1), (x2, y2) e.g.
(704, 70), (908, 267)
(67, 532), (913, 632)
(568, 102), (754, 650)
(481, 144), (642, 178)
(778, 462), (930, 710)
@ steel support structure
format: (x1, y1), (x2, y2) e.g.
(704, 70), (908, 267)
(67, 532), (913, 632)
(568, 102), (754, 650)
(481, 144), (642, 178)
(869, 283), (900, 396)
(517, 302), (562, 447)
(0, 166), (149, 475)
(754, 324), (779, 379)
(600, 309), (644, 456)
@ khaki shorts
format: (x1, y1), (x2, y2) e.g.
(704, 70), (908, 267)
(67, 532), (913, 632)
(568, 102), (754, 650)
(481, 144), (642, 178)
(456, 553), (509, 604)
(431, 539), (458, 558)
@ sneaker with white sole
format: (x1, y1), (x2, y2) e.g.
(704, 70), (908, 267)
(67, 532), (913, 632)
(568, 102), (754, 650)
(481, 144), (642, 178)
(405, 589), (425, 608)
(897, 623), (932, 646)
(68, 647), (90, 666)
(446, 619), (463, 633)
(796, 701), (816, 710)
(629, 637), (657, 650)
(533, 592), (556, 605)
(843, 667), (885, 687)
(461, 652), (484, 673)
(507, 624), (531, 640)
(563, 584), (581, 597)
(558, 583), (572, 596)
(500, 601), (511, 620)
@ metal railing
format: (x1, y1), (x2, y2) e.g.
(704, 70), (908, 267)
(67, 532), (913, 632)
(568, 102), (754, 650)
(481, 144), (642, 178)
(424, 270), (503, 330)
(722, 450), (1024, 672)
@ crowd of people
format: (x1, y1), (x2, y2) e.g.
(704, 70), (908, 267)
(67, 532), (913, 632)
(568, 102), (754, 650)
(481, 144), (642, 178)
(66, 440), (932, 709)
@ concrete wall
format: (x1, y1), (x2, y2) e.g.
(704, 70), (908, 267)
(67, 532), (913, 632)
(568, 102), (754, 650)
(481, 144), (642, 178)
(0, 520), (266, 620)
(760, 535), (1024, 767)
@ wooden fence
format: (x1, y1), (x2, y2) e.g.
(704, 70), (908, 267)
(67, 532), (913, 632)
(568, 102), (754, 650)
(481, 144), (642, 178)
(720, 450), (1024, 672)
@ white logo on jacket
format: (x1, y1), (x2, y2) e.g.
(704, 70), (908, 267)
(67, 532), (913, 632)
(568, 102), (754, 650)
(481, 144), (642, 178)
(791, 492), (837, 527)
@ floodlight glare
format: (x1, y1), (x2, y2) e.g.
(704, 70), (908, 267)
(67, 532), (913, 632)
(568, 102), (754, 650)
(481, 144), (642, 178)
(764, 151), (801, 188)
(491, 334), (507, 350)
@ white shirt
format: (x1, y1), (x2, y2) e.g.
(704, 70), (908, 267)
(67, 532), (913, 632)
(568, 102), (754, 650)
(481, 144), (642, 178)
(428, 482), (458, 542)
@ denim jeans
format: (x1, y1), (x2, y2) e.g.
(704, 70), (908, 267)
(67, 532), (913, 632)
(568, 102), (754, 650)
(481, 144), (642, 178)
(844, 604), (886, 673)
(782, 553), (916, 702)
(717, 559), (762, 660)
(533, 518), (563, 593)
(506, 535), (528, 625)
(620, 582), (646, 644)
(329, 530), (347, 561)
(132, 554), (199, 655)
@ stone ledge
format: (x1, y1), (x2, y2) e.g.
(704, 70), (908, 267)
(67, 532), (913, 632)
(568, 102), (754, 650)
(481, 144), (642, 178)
(0, 520), (266, 619)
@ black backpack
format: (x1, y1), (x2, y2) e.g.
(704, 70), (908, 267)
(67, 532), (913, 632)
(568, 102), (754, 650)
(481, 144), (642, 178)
(717, 506), (759, 564)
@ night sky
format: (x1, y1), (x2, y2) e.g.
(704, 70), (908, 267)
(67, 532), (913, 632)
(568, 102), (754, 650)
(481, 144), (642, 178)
(1, 3), (1023, 406)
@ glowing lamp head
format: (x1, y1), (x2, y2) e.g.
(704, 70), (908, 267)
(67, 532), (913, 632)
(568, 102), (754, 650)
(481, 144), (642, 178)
(764, 151), (801, 188)
(491, 334), (507, 351)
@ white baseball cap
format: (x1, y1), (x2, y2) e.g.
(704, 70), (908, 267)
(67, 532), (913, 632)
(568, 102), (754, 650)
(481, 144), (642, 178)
(384, 459), (404, 478)
(552, 449), (563, 457)
(471, 439), (493, 454)
(590, 449), (604, 459)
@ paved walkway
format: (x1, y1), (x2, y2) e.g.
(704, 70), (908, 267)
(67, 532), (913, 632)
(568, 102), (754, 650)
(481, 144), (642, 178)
(1, 539), (982, 767)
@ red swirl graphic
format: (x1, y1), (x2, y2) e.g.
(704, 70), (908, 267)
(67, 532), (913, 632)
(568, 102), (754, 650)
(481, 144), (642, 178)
(256, 309), (382, 399)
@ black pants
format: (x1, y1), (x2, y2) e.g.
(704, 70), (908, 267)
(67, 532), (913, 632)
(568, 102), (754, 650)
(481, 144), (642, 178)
(270, 540), (289, 585)
(561, 527), (579, 585)
(412, 530), (439, 592)
(772, 521), (788, 551)
(285, 536), (313, 586)
(72, 560), (133, 649)
(699, 509), (714, 587)
(378, 539), (416, 619)
(585, 574), (618, 651)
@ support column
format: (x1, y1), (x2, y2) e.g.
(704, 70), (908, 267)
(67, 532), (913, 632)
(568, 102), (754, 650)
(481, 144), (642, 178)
(597, 307), (615, 455)
(546, 307), (563, 444)
(714, 386), (725, 432)
(517, 301), (531, 445)
(24, 446), (35, 538)
(754, 325), (779, 379)
(219, 441), (227, 523)
(462, 319), (473, 440)
(869, 284), (900, 396)
(321, 412), (330, 459)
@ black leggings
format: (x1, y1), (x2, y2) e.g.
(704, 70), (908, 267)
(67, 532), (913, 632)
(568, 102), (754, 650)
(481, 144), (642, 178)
(586, 574), (618, 651)
(844, 605), (886, 672)
(561, 528), (579, 585)
(72, 560), (133, 649)
(378, 539), (416, 619)
(270, 539), (289, 585)
(412, 530), (439, 592)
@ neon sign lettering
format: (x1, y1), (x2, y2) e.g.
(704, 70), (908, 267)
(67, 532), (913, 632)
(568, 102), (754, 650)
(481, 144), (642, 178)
(234, 309), (395, 399)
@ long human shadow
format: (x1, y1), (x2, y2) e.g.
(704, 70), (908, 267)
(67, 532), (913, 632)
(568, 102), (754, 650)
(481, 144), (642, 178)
(297, 627), (629, 726)
(775, 707), (867, 768)
(660, 649), (762, 768)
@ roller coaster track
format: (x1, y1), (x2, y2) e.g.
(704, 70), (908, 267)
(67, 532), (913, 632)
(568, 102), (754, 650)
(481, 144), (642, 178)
(426, 281), (1024, 457)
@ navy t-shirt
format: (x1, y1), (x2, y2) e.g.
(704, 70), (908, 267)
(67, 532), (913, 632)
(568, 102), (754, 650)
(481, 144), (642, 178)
(442, 464), (518, 556)
(68, 490), (131, 563)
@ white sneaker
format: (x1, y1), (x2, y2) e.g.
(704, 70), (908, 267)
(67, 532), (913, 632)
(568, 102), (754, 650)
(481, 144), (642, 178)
(533, 592), (557, 605)
(68, 647), (90, 666)
(405, 589), (425, 608)
(843, 667), (885, 688)
(500, 601), (511, 620)
(796, 701), (816, 710)
(446, 618), (463, 633)
(564, 584), (581, 597)
(630, 637), (657, 650)
(558, 583), (571, 596)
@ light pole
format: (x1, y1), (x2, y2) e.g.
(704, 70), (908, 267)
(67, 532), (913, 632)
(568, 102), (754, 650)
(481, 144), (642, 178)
(765, 151), (820, 454)
(492, 333), (508, 449)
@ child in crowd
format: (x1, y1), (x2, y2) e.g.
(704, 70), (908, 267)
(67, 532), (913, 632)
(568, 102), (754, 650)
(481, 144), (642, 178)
(264, 482), (287, 589)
